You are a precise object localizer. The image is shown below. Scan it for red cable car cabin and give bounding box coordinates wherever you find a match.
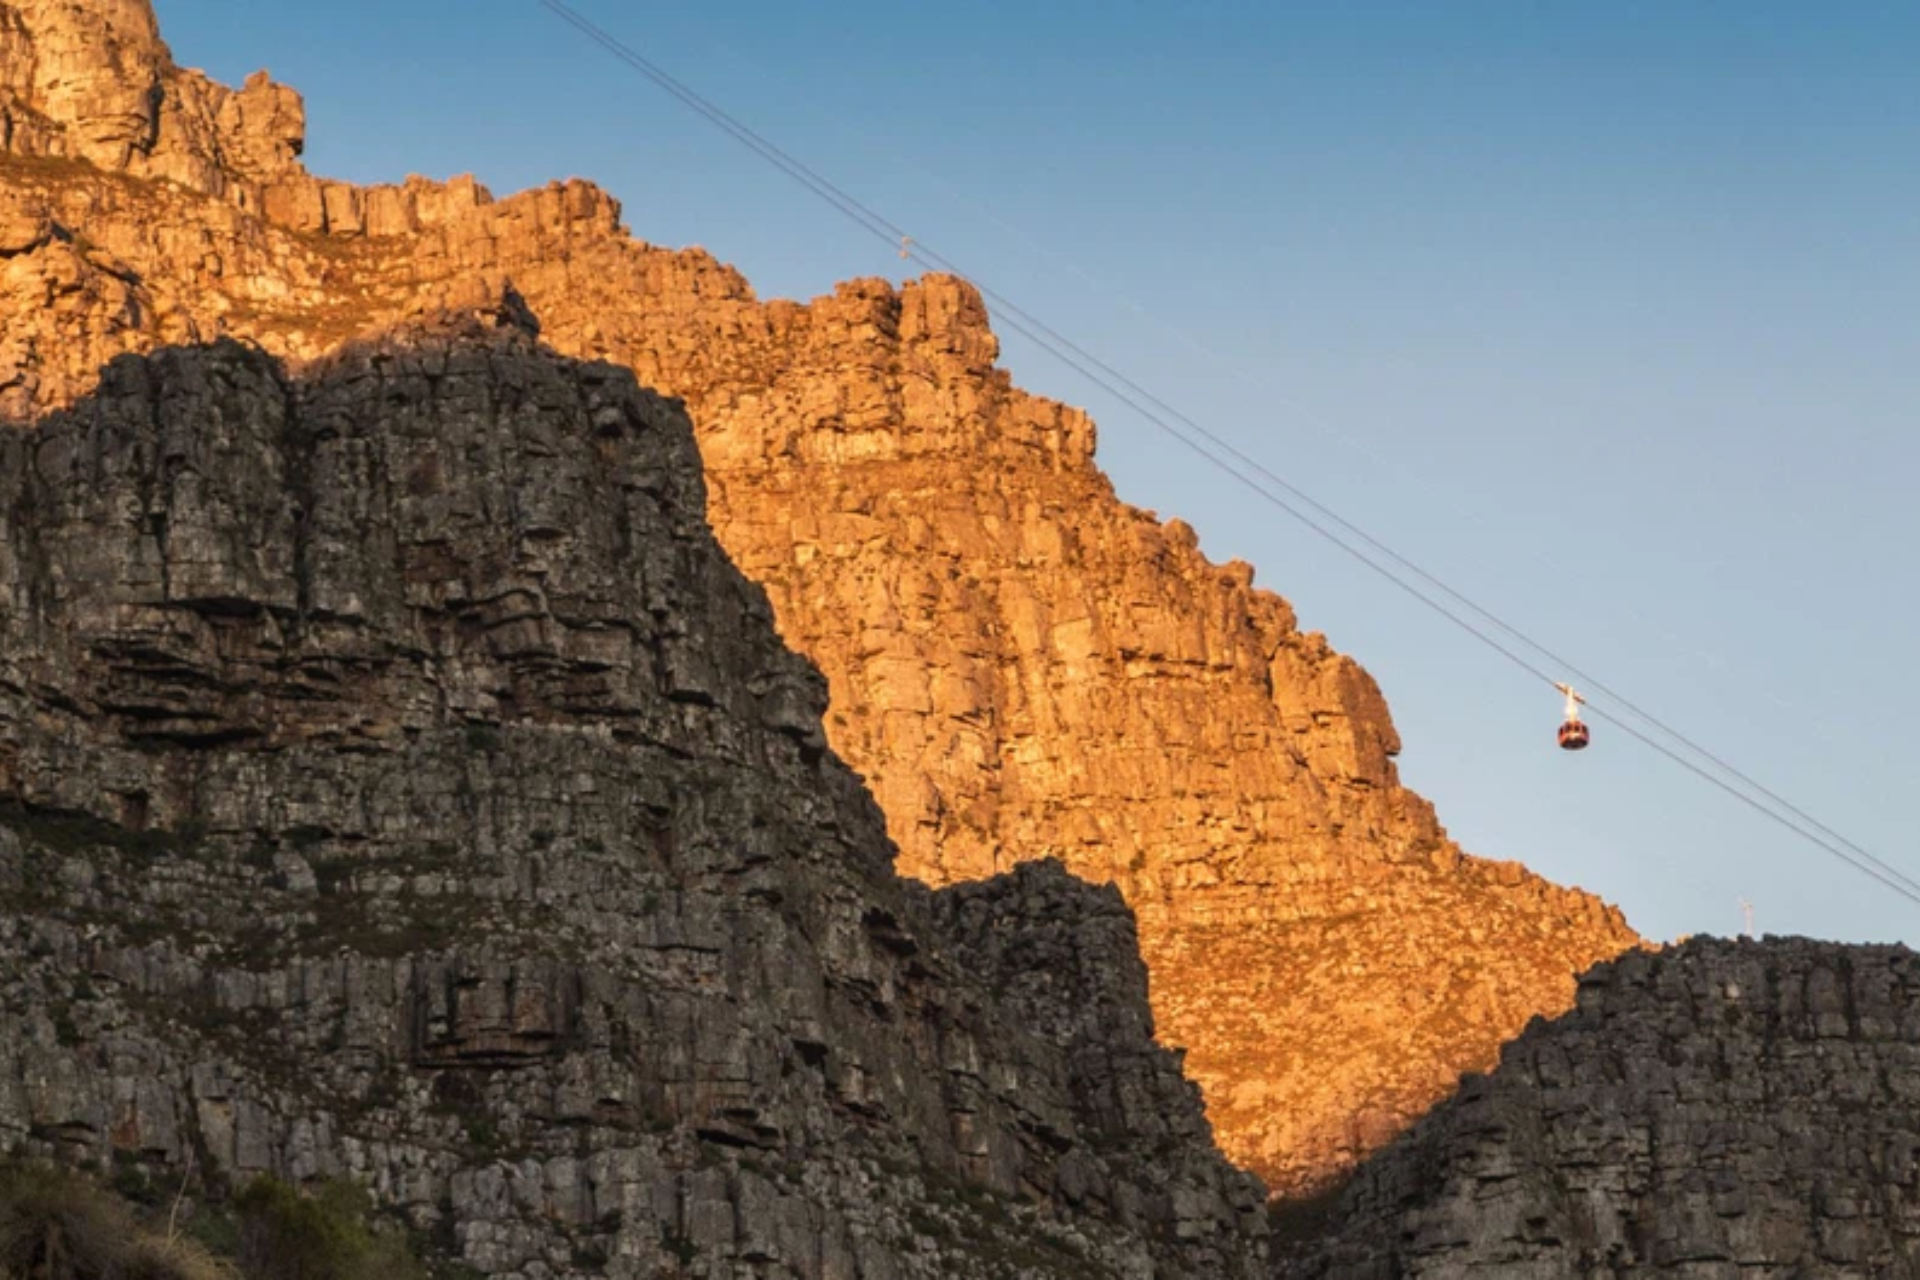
[1554,683,1589,750]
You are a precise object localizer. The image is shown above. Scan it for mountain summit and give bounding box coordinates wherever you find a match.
[0,0,1639,1195]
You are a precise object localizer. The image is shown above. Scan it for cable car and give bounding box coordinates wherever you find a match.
[1555,683,1589,751]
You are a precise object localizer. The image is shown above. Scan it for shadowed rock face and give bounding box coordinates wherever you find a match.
[1279,938,1920,1280]
[0,320,1270,1278]
[0,0,1640,1195]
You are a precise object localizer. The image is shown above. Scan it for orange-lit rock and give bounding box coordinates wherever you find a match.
[0,0,1641,1195]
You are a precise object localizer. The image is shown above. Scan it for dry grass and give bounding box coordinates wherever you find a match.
[0,1165,438,1280]
[0,1163,235,1280]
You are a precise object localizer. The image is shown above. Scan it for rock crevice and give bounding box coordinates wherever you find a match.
[0,0,1641,1195]
[0,322,1270,1277]
[1284,938,1920,1279]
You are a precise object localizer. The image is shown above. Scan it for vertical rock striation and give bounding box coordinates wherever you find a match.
[0,0,1641,1194]
[0,0,303,195]
[1281,938,1920,1279]
[0,317,1270,1276]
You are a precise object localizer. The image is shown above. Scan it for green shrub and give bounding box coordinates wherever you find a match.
[232,1177,428,1280]
[0,1161,233,1280]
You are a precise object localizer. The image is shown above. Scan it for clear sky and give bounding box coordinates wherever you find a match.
[152,1,1920,947]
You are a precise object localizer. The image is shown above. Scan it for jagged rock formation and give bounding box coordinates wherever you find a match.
[0,0,481,226]
[0,319,1270,1277]
[0,0,302,197]
[1281,939,1920,1279]
[0,0,1641,1193]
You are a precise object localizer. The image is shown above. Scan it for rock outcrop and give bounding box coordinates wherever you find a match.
[0,0,489,230]
[0,0,1641,1194]
[0,320,1270,1277]
[1281,938,1920,1279]
[0,0,303,197]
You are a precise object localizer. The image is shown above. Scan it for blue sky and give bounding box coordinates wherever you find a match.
[152,1,1920,946]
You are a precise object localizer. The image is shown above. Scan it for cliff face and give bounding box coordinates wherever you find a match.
[0,0,303,197]
[0,318,1269,1277]
[0,0,1640,1195]
[1283,939,1920,1279]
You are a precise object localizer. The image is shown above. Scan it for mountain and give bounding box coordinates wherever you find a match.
[1280,938,1920,1278]
[0,315,1269,1276]
[0,0,1638,1194]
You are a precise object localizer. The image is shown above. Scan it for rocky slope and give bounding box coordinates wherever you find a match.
[0,0,1641,1193]
[0,316,1269,1277]
[1281,938,1920,1279]
[0,0,304,200]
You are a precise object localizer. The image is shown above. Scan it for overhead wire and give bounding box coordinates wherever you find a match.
[809,104,1833,746]
[548,15,1861,843]
[534,0,1920,913]
[1587,709,1920,908]
[980,289,1920,904]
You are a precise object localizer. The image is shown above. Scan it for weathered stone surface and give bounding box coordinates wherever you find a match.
[0,0,491,229]
[0,324,1268,1277]
[0,0,302,197]
[933,861,1265,1271]
[0,0,1641,1195]
[1281,938,1920,1279]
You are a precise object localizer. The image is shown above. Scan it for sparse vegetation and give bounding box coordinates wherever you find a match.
[0,1161,233,1280]
[460,1117,502,1155]
[0,1162,446,1280]
[0,802,207,862]
[660,1228,699,1264]
[230,1176,430,1280]
[461,724,503,755]
[286,825,331,853]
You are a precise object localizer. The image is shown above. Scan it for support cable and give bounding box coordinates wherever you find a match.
[535,0,1920,912]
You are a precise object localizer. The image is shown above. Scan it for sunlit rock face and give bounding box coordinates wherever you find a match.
[0,0,302,193]
[0,0,1640,1197]
[1281,939,1920,1279]
[0,316,1271,1277]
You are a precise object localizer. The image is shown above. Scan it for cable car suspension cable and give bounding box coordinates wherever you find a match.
[534,0,1920,912]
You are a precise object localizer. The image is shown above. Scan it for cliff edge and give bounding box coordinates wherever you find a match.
[0,0,1641,1194]
[0,316,1269,1276]
[1282,938,1920,1278]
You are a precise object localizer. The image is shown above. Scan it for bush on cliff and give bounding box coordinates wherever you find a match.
[0,1163,437,1280]
[232,1177,428,1280]
[0,1162,231,1280]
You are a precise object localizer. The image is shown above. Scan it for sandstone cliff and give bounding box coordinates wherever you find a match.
[1282,938,1920,1279]
[0,318,1269,1277]
[0,0,1641,1194]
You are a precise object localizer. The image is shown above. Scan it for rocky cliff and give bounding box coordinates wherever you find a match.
[1281,938,1920,1279]
[0,0,1641,1194]
[0,317,1270,1277]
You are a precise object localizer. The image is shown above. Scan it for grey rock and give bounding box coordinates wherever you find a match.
[1280,938,1920,1280]
[0,320,1267,1278]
